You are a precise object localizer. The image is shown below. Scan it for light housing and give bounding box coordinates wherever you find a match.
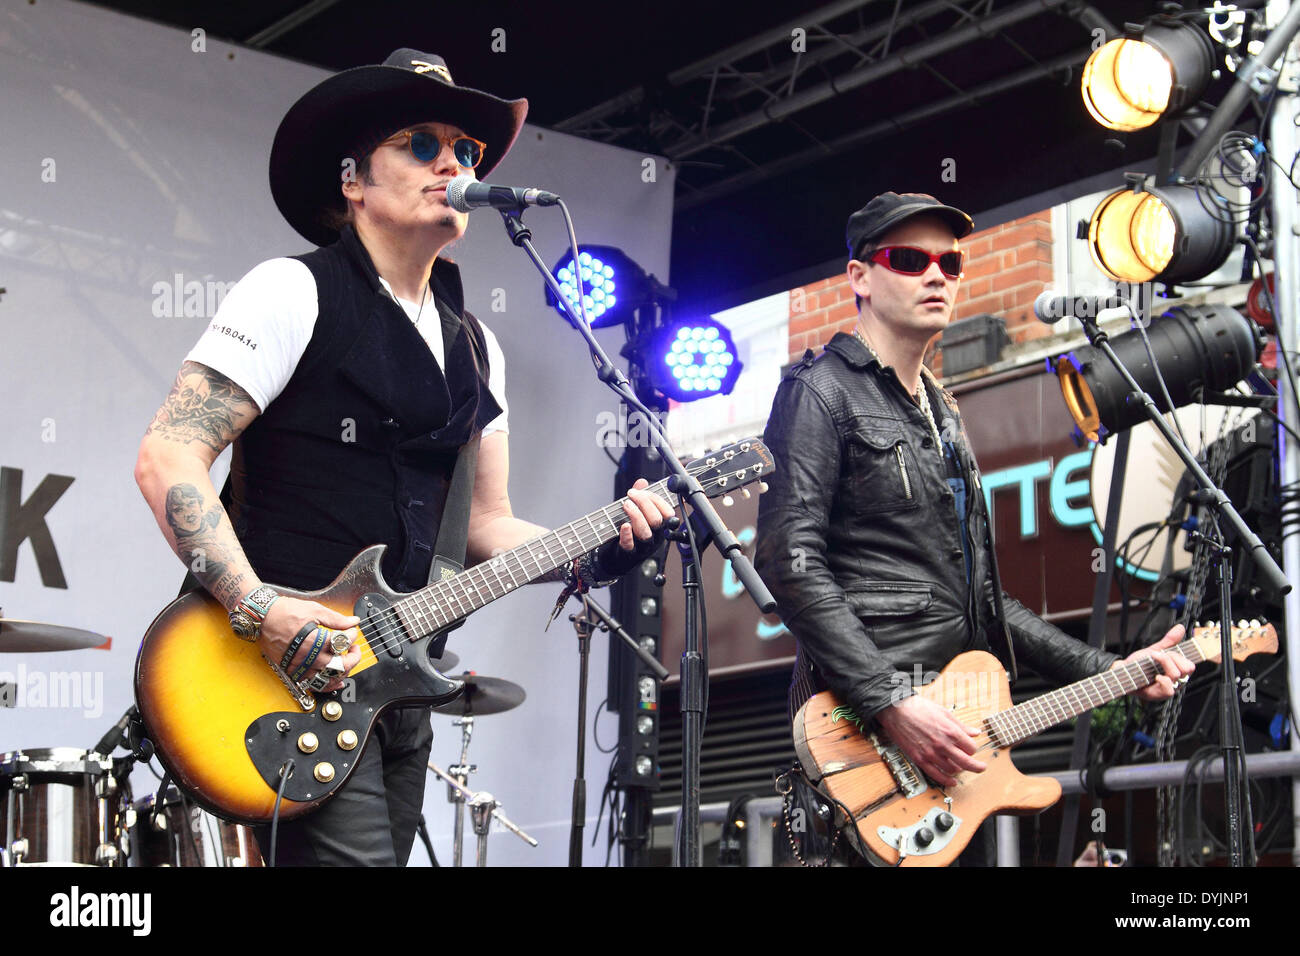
[1082,19,1216,131]
[1053,304,1263,442]
[644,318,743,403]
[546,244,650,328]
[1086,183,1234,284]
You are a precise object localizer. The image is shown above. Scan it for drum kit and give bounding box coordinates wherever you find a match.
[2,615,533,866]
[0,616,264,867]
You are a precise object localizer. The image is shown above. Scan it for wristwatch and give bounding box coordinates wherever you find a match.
[228,585,281,642]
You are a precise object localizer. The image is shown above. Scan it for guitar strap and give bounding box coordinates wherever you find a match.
[427,434,478,586]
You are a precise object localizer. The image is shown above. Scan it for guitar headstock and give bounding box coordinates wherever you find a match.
[1190,619,1278,664]
[685,438,775,506]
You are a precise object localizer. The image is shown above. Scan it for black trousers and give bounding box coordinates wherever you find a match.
[253,707,435,866]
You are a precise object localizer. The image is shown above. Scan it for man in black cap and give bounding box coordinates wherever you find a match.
[754,192,1191,864]
[134,51,672,866]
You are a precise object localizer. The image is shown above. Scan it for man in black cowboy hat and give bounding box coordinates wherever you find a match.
[135,50,672,866]
[754,192,1192,864]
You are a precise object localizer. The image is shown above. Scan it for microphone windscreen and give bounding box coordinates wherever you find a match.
[446,174,476,213]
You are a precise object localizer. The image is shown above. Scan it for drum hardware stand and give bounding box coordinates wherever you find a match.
[428,761,537,866]
[469,793,498,867]
[447,715,476,867]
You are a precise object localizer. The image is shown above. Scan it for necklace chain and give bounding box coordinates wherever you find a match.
[852,326,944,458]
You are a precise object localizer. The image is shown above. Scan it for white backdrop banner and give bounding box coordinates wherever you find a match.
[0,0,675,866]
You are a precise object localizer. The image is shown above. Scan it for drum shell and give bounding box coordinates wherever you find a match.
[128,788,263,868]
[0,748,127,866]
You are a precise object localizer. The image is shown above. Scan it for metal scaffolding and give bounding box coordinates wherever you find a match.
[553,0,1115,202]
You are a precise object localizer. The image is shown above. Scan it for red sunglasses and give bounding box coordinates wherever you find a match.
[863,246,964,279]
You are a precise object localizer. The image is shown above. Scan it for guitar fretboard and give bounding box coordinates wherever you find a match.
[985,637,1209,747]
[389,475,676,639]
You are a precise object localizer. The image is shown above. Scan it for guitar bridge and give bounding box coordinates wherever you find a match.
[263,654,315,712]
[869,732,927,798]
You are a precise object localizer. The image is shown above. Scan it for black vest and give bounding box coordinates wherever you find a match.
[222,226,501,593]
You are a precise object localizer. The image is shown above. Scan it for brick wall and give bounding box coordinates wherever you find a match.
[786,211,1057,371]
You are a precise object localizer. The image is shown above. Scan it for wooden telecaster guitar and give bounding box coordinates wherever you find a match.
[793,621,1277,867]
[135,438,774,825]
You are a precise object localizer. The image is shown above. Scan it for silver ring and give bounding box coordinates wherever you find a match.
[306,670,331,692]
[329,630,353,655]
[323,657,347,677]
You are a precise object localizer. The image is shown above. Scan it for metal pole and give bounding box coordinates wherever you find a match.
[995,816,1021,867]
[1267,0,1300,868]
[1173,0,1300,181]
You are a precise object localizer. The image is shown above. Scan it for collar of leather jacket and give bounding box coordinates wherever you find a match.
[823,330,876,369]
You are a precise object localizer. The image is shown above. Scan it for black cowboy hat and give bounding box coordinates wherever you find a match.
[269,49,528,247]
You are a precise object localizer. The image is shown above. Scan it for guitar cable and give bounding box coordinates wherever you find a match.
[268,759,295,868]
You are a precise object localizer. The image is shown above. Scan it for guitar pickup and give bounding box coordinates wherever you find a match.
[356,593,406,659]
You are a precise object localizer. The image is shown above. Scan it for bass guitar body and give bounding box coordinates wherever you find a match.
[793,621,1275,866]
[793,651,1058,867]
[135,545,460,825]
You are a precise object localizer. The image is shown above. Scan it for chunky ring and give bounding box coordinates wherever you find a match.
[323,656,347,677]
[229,610,260,642]
[329,630,354,655]
[306,669,332,692]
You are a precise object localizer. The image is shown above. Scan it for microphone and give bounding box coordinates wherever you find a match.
[1034,290,1131,324]
[446,175,560,213]
[92,705,139,756]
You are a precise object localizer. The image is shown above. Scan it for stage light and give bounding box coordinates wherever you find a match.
[1086,183,1234,284]
[1082,19,1216,131]
[1053,305,1263,442]
[645,319,742,402]
[546,244,655,328]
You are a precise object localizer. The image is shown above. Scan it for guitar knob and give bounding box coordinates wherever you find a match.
[298,732,319,754]
[935,812,954,832]
[337,730,358,751]
[914,827,935,847]
[313,762,335,783]
[322,701,343,722]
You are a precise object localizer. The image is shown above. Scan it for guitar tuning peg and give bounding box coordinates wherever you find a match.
[1237,619,1248,630]
[1249,618,1260,628]
[759,481,769,493]
[722,495,734,507]
[741,488,751,500]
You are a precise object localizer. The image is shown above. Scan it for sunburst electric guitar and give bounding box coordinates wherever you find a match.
[136,438,774,825]
[793,620,1277,866]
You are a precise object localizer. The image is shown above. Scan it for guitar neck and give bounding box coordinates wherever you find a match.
[986,637,1209,747]
[390,476,675,636]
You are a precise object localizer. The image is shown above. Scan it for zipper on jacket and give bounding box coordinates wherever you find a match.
[894,445,912,499]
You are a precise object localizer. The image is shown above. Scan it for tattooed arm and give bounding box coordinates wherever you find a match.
[134,361,263,610]
[135,361,362,687]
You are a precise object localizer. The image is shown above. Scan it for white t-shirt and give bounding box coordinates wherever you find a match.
[185,257,509,434]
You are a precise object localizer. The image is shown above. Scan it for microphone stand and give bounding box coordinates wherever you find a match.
[1074,308,1289,866]
[495,205,776,866]
[568,596,594,867]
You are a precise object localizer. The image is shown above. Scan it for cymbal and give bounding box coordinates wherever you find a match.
[431,674,526,717]
[430,649,460,672]
[0,619,108,653]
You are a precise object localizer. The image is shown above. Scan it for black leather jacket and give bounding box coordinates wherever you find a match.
[754,332,1117,726]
